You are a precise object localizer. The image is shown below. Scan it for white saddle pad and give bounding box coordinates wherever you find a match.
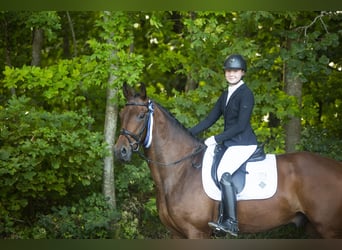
[202,154,278,201]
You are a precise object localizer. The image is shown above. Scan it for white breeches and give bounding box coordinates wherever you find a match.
[204,144,257,181]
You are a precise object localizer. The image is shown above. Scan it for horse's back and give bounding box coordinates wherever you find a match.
[277,151,342,179]
[277,151,342,198]
[277,151,342,238]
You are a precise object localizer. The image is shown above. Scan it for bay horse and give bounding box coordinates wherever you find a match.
[114,83,342,239]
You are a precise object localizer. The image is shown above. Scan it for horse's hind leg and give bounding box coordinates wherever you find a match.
[291,213,320,238]
[304,223,322,238]
[304,206,342,238]
[303,193,342,238]
[317,222,342,239]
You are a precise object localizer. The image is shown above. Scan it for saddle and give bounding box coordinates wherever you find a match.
[211,144,266,194]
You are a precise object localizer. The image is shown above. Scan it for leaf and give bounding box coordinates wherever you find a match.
[22,171,37,181]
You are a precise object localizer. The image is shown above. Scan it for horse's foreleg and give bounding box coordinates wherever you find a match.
[169,230,210,239]
[186,230,212,239]
[170,233,186,239]
[170,225,212,239]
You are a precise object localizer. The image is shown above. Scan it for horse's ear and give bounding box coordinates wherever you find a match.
[123,82,134,100]
[139,82,147,100]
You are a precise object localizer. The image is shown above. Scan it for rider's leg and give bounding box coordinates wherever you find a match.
[208,172,239,236]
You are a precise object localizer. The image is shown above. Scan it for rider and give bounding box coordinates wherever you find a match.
[189,54,258,237]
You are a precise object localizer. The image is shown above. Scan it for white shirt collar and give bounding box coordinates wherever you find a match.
[228,80,244,92]
[226,80,244,105]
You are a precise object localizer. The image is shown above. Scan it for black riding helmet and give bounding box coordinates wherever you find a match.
[223,54,247,72]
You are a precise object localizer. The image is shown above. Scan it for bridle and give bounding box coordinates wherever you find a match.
[119,100,206,167]
[120,101,152,153]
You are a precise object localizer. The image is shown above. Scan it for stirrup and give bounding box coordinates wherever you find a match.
[208,221,227,237]
[208,220,239,237]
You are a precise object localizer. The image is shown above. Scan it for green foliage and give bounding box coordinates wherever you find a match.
[26,11,61,41]
[140,197,170,239]
[114,197,144,239]
[299,126,342,161]
[3,57,97,111]
[87,11,145,104]
[0,11,341,239]
[0,96,106,237]
[114,196,168,239]
[115,161,154,201]
[216,224,308,239]
[33,193,119,239]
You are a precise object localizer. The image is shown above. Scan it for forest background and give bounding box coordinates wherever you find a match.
[0,11,341,239]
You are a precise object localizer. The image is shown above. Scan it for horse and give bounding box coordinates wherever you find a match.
[114,83,342,239]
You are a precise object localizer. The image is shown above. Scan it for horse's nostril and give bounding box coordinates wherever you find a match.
[121,146,127,156]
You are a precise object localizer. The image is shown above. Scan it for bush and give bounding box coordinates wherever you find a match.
[115,196,169,239]
[299,126,342,161]
[0,96,106,237]
[35,193,119,239]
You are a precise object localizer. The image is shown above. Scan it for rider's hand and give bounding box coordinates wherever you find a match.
[204,136,217,146]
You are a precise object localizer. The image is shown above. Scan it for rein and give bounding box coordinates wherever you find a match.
[138,143,205,167]
[120,100,206,167]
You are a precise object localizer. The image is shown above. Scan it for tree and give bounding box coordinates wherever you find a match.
[280,11,340,152]
[27,12,61,66]
[87,11,144,208]
[102,12,119,209]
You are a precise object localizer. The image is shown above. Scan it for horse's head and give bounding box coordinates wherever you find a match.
[114,83,150,162]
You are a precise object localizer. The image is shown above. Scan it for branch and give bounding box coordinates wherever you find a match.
[66,11,77,57]
[296,11,332,36]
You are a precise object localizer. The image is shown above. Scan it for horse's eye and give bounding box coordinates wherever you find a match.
[138,112,145,120]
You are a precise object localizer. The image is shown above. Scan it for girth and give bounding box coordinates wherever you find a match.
[211,144,266,194]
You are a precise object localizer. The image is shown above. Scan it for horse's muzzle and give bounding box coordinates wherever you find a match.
[114,144,132,162]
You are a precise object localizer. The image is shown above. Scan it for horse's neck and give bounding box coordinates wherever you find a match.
[145,106,199,182]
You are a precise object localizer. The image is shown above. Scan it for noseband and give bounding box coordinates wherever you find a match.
[120,100,154,152]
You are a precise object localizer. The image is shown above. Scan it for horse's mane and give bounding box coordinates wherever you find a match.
[153,101,201,143]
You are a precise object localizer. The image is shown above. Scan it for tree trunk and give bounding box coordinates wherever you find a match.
[284,63,302,153]
[62,31,71,59]
[102,11,118,209]
[3,14,15,96]
[103,79,118,209]
[31,28,43,66]
[185,76,197,92]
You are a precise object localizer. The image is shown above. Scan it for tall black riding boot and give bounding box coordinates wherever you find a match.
[208,172,239,237]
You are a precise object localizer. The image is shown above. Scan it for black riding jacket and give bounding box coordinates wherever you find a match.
[189,83,258,147]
